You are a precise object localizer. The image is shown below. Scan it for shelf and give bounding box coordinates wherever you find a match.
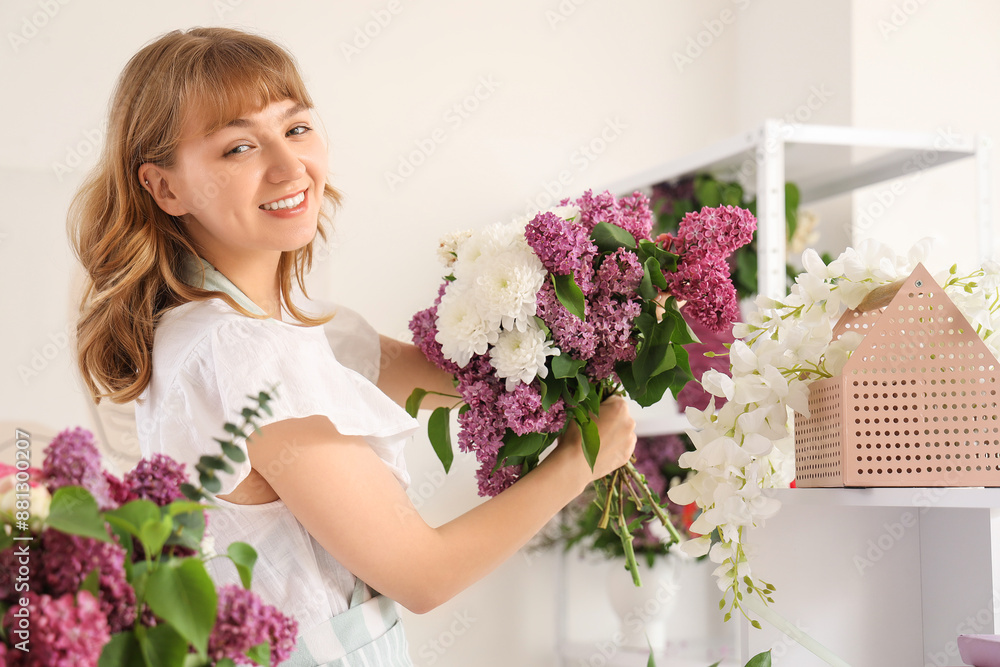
[766,485,1000,509]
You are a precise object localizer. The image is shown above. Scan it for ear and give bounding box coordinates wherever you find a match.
[138,164,189,217]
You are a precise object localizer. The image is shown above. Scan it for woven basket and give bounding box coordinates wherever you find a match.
[794,263,1000,487]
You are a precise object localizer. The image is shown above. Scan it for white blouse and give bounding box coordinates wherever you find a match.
[134,295,418,633]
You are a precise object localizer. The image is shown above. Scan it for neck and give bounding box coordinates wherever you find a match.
[208,251,284,320]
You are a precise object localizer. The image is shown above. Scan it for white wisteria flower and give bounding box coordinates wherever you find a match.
[489,325,560,391]
[437,230,473,268]
[667,237,1000,625]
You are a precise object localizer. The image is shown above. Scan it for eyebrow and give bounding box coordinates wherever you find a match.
[207,102,309,137]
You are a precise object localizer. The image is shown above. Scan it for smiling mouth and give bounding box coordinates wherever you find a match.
[260,190,306,211]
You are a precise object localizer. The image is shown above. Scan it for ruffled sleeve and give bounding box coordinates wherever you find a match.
[206,317,418,494]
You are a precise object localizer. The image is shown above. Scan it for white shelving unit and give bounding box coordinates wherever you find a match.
[555,120,994,667]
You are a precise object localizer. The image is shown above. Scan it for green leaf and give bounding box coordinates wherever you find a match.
[98,631,145,667]
[81,568,100,597]
[228,542,258,590]
[47,486,111,543]
[590,221,637,252]
[220,442,247,463]
[694,178,722,207]
[223,422,246,437]
[141,622,190,667]
[216,660,237,667]
[180,483,204,502]
[165,506,206,552]
[105,500,160,540]
[247,641,271,666]
[551,354,587,379]
[579,416,600,472]
[746,650,772,667]
[0,529,12,551]
[722,182,744,207]
[199,471,222,494]
[405,388,429,418]
[139,517,173,556]
[553,273,586,321]
[198,455,233,474]
[428,407,454,473]
[639,266,656,301]
[542,376,566,410]
[644,256,668,289]
[146,559,218,658]
[497,431,550,462]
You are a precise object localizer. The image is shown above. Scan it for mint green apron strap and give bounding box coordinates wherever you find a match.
[282,577,412,666]
[179,254,268,316]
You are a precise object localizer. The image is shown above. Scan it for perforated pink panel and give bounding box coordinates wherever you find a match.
[795,264,1000,487]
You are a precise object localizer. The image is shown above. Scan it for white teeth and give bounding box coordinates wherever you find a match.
[261,191,306,211]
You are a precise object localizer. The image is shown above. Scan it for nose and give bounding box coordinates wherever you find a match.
[265,139,306,183]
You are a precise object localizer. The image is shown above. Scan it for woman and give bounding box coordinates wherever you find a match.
[70,27,636,665]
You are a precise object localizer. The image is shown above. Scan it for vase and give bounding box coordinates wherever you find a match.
[604,554,682,653]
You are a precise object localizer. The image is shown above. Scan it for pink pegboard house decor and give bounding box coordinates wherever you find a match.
[795,263,1000,487]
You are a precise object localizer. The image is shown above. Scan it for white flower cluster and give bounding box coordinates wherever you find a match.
[435,217,560,390]
[666,237,1000,615]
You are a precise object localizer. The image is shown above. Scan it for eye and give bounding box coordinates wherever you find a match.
[225,144,252,157]
[288,125,312,137]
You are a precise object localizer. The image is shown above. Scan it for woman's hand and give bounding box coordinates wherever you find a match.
[547,396,637,489]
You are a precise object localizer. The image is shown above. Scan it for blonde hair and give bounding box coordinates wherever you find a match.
[69,27,339,405]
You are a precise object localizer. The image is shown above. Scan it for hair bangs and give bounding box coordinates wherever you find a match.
[180,34,314,138]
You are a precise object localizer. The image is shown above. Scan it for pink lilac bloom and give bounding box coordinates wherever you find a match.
[665,256,740,333]
[103,470,133,506]
[125,454,188,507]
[42,427,114,510]
[534,282,598,360]
[207,585,298,666]
[615,191,654,242]
[676,205,756,260]
[3,592,109,667]
[586,292,642,381]
[37,530,136,634]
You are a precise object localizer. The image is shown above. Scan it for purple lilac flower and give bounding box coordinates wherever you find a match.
[37,530,136,634]
[524,211,597,277]
[3,592,109,667]
[475,463,521,497]
[207,585,298,666]
[586,293,641,381]
[495,382,567,437]
[534,282,598,360]
[42,427,114,510]
[103,470,133,506]
[615,191,654,242]
[677,205,756,260]
[595,248,644,296]
[125,454,188,507]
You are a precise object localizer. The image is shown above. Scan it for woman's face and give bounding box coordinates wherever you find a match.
[154,97,328,269]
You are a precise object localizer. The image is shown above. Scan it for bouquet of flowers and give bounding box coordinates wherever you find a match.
[407,189,755,585]
[0,391,296,667]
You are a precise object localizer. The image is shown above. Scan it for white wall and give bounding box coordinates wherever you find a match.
[3,1,999,665]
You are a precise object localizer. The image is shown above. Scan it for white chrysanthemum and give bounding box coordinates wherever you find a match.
[472,248,547,332]
[488,325,559,391]
[435,287,497,367]
[437,230,473,268]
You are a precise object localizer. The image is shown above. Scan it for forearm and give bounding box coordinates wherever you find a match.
[402,444,592,611]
